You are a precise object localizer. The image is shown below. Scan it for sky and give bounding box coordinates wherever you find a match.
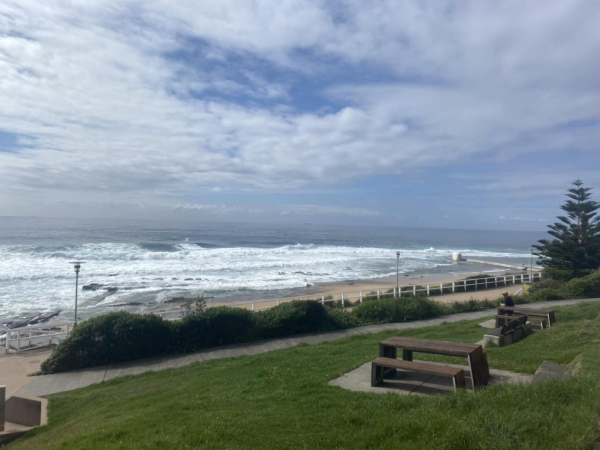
[0,1,599,231]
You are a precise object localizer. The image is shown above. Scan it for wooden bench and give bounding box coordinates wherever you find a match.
[485,315,528,346]
[498,306,555,328]
[371,357,466,392]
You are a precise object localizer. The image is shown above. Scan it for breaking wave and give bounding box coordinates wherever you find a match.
[0,242,530,317]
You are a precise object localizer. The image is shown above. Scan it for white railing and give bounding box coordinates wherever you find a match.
[2,322,74,354]
[227,272,542,312]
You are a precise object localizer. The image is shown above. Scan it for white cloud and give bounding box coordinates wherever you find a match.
[0,0,598,217]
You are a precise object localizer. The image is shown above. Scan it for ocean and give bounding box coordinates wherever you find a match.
[0,216,545,320]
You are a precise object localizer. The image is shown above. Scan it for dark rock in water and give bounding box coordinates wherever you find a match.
[81,290,117,306]
[28,310,61,324]
[195,278,202,280]
[1,310,61,328]
[154,278,164,281]
[184,278,193,281]
[2,315,36,329]
[105,287,118,293]
[82,283,103,291]
[108,273,119,277]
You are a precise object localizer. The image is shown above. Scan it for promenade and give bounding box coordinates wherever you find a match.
[7,297,599,399]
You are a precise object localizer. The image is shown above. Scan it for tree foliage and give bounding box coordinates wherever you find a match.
[533,180,600,278]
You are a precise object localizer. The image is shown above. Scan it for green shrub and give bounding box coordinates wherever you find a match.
[445,298,499,314]
[176,307,257,352]
[352,297,445,324]
[324,307,360,329]
[562,270,600,298]
[541,267,581,281]
[41,312,176,374]
[255,301,328,338]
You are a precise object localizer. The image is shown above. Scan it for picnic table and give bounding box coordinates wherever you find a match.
[379,337,489,387]
[497,306,555,328]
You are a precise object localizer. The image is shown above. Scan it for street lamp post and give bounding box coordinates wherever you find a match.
[396,251,400,297]
[69,261,86,326]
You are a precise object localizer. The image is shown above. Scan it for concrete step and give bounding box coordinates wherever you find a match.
[533,361,569,382]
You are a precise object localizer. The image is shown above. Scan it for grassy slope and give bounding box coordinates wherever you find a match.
[9,303,600,450]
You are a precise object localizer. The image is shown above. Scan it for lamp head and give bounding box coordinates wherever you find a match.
[69,261,86,272]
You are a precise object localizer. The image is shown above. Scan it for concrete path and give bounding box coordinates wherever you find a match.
[0,348,52,397]
[11,298,600,399]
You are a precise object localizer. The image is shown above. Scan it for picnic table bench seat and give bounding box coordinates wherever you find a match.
[371,357,466,392]
[485,314,528,346]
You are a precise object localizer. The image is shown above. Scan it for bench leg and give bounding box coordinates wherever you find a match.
[481,353,489,385]
[453,371,466,392]
[402,349,413,361]
[380,344,397,359]
[371,364,383,387]
[379,345,397,377]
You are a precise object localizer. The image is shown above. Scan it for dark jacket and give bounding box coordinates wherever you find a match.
[503,295,515,307]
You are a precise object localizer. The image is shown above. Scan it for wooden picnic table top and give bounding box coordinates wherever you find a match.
[379,336,482,357]
[499,306,554,314]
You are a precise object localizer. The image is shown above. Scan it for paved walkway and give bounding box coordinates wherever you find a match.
[0,347,51,396]
[11,298,600,399]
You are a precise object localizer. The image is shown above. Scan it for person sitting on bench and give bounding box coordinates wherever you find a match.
[501,292,515,315]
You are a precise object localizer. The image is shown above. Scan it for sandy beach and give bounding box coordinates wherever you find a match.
[159,267,532,313]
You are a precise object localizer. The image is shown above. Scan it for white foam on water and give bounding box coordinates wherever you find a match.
[0,243,531,317]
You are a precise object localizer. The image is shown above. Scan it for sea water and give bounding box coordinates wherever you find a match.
[0,216,544,319]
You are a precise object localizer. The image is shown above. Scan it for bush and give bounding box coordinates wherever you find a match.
[255,301,328,338]
[352,297,445,324]
[41,312,176,374]
[541,267,578,281]
[445,298,499,314]
[518,270,600,303]
[42,302,360,373]
[176,307,257,352]
[562,270,600,299]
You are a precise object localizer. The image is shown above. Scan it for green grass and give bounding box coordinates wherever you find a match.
[8,302,600,450]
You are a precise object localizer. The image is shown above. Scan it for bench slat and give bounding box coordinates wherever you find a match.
[372,357,464,377]
[379,337,479,357]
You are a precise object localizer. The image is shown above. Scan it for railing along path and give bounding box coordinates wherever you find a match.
[1,322,74,354]
[236,272,542,311]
